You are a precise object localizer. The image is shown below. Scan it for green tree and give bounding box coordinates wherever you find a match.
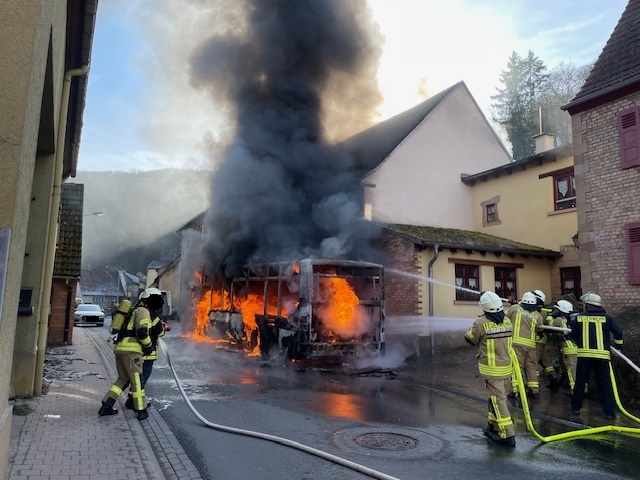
[491,50,548,160]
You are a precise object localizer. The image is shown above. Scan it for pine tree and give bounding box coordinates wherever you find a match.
[491,51,548,160]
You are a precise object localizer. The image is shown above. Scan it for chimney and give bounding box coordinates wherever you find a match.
[533,106,555,153]
[533,132,556,154]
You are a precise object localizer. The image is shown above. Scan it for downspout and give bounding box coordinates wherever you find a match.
[63,278,72,344]
[34,65,89,395]
[427,244,440,357]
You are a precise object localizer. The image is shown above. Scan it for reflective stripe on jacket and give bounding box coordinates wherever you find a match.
[114,306,152,354]
[465,315,513,378]
[571,312,623,360]
[506,305,538,348]
[142,316,166,361]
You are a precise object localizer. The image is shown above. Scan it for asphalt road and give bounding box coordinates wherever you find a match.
[93,319,640,480]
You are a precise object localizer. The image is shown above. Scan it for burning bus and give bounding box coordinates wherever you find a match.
[194,259,385,362]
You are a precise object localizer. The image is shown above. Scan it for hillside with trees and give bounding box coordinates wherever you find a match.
[71,169,210,273]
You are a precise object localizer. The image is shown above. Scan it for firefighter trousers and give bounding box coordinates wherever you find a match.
[484,376,515,439]
[571,358,615,417]
[512,344,540,394]
[102,352,146,411]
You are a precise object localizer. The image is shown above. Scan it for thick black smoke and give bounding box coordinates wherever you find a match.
[190,0,384,280]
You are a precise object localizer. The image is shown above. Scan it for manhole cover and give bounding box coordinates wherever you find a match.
[354,432,419,451]
[333,426,444,459]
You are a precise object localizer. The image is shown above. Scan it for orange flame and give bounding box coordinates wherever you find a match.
[317,278,371,339]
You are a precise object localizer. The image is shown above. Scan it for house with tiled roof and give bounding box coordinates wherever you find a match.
[343,81,513,229]
[172,82,582,350]
[562,0,640,313]
[48,183,85,345]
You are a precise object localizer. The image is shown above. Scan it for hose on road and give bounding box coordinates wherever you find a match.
[158,338,401,480]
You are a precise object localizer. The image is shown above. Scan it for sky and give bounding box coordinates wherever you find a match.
[77,0,629,172]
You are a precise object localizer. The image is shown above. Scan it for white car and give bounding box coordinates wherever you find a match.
[74,304,105,327]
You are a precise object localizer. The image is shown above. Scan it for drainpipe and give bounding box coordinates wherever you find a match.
[34,66,89,395]
[427,244,440,357]
[63,278,72,344]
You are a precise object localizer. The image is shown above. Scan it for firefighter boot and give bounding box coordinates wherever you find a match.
[489,432,516,447]
[98,397,118,416]
[125,395,134,410]
[482,423,495,437]
[137,408,149,421]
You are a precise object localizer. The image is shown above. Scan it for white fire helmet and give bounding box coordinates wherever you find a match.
[479,291,504,313]
[520,292,537,305]
[555,299,573,314]
[140,287,162,300]
[533,289,546,303]
[580,292,602,306]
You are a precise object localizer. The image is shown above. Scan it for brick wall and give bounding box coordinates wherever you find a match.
[573,91,640,313]
[376,231,419,316]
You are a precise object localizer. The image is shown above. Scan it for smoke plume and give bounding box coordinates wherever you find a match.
[190,0,385,279]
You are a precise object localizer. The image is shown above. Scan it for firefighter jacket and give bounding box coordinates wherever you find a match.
[570,305,623,360]
[114,306,152,355]
[506,304,541,349]
[545,314,577,355]
[465,315,513,378]
[142,315,166,361]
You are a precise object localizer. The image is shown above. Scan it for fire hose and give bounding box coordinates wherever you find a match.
[514,325,640,442]
[157,338,401,480]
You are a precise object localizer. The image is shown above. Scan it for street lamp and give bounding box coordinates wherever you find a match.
[572,232,579,248]
[83,211,105,217]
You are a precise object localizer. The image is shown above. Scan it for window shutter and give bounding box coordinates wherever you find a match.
[626,222,640,284]
[619,107,640,169]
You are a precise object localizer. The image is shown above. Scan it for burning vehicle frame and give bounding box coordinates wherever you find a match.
[197,258,386,362]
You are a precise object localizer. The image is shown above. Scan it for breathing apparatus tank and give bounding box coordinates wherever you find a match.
[110,299,132,334]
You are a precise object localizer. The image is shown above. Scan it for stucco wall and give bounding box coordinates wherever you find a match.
[572,92,640,312]
[0,0,68,474]
[364,85,511,229]
[471,153,577,251]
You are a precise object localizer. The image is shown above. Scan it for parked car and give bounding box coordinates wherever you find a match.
[74,303,105,327]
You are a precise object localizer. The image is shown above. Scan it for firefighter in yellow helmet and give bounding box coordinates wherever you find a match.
[506,292,544,399]
[98,288,159,420]
[465,291,515,446]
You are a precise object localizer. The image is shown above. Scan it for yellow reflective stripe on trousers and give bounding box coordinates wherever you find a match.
[479,364,512,376]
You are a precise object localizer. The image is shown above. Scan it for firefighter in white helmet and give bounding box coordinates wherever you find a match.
[506,292,544,399]
[531,290,554,388]
[570,292,623,419]
[98,288,158,421]
[124,287,170,410]
[465,291,516,446]
[540,299,577,392]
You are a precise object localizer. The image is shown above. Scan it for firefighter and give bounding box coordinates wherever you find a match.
[124,300,170,409]
[506,292,543,399]
[465,291,516,447]
[98,288,159,421]
[570,292,623,420]
[540,300,577,392]
[532,290,554,388]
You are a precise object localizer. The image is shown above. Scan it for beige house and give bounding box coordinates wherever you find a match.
[0,1,97,473]
[344,81,513,228]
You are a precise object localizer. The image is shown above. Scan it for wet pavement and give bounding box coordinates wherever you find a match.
[137,324,640,480]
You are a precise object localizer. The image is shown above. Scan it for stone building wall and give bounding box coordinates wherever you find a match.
[572,91,640,313]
